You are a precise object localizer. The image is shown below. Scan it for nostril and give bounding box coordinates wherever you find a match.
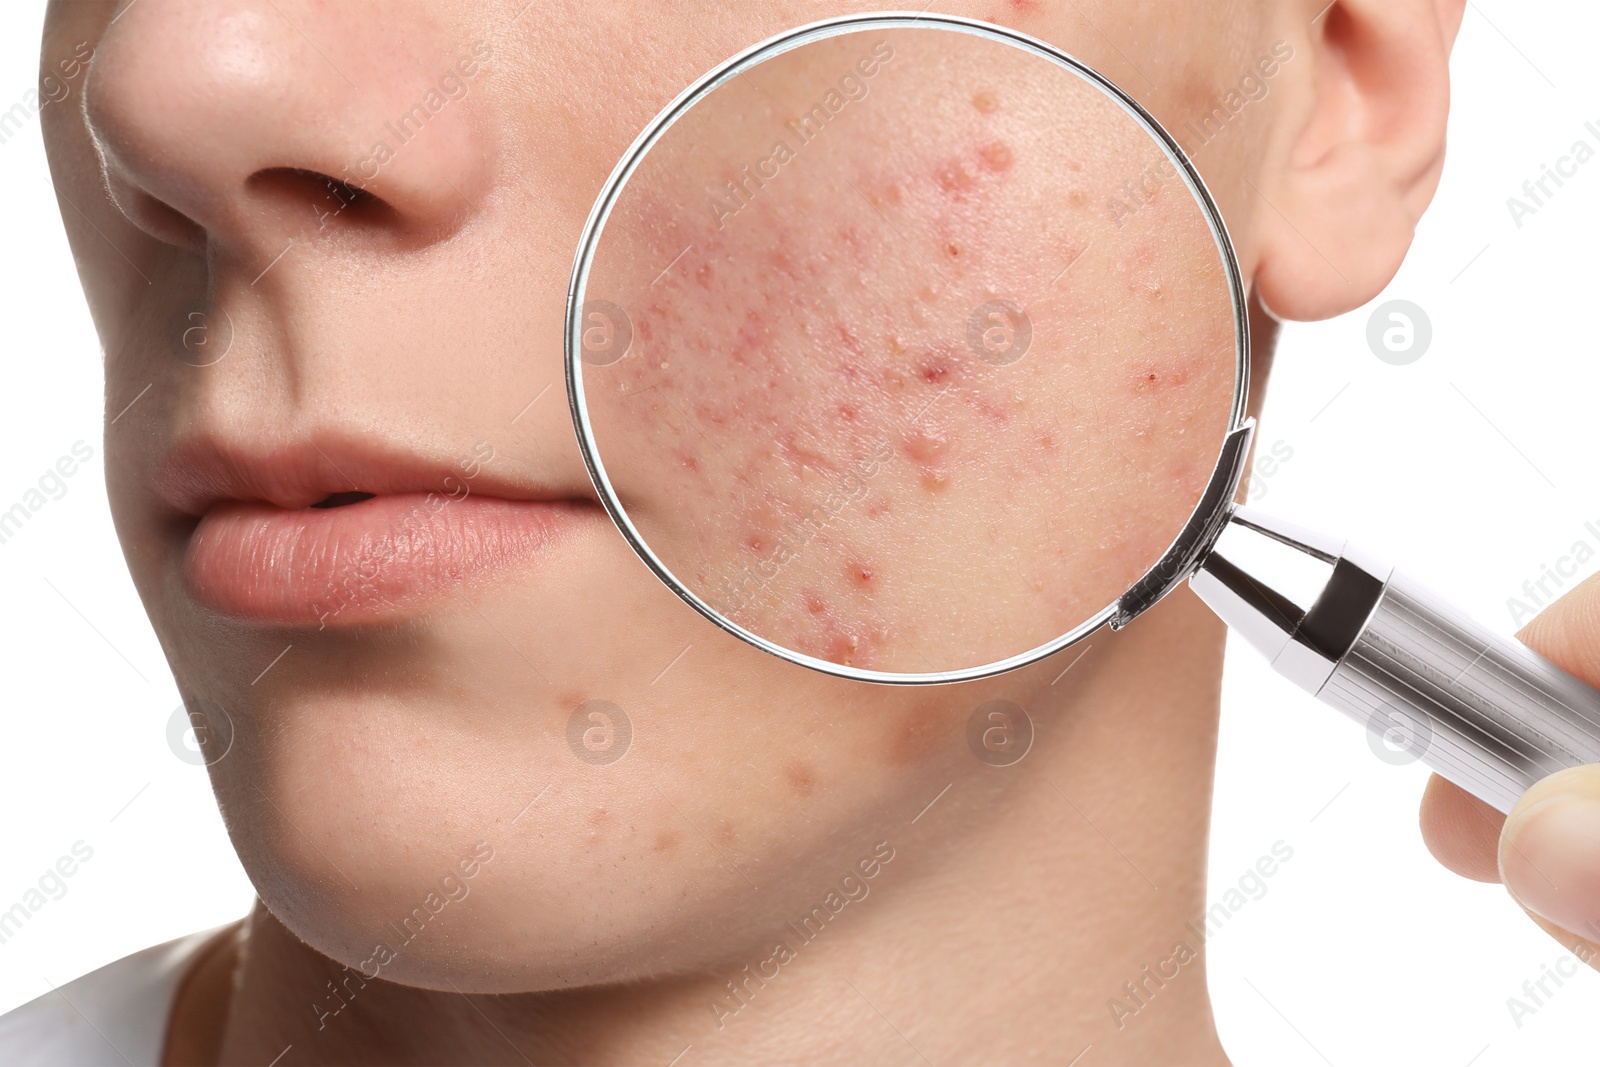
[107,168,405,252]
[101,165,209,249]
[122,189,209,251]
[247,167,399,234]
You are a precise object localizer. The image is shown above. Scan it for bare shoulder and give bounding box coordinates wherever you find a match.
[0,922,244,1067]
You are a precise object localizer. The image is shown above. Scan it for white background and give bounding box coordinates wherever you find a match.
[1,2,1596,1064]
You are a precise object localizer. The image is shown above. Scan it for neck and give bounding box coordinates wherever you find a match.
[199,590,1229,1066]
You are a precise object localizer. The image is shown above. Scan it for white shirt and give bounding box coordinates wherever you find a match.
[0,925,232,1066]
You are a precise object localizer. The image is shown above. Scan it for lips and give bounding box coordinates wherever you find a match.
[161,435,599,626]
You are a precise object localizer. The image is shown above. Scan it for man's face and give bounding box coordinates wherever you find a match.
[42,0,1290,990]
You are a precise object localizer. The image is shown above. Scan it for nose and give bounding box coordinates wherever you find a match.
[83,0,492,259]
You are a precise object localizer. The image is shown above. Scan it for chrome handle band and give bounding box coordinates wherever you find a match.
[1319,572,1600,814]
[1191,507,1600,814]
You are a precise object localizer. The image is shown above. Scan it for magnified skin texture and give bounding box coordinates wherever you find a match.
[584,29,1236,672]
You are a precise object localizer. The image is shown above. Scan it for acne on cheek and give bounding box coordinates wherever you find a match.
[610,164,996,661]
[616,143,1018,384]
[589,83,1229,667]
[902,425,952,493]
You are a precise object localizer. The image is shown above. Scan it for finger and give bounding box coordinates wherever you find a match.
[1500,764,1600,944]
[1418,574,1600,892]
[1418,773,1503,883]
[1514,570,1600,690]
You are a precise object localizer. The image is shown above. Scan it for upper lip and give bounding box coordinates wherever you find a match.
[155,432,586,516]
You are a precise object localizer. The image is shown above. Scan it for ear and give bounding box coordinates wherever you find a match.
[1253,0,1467,322]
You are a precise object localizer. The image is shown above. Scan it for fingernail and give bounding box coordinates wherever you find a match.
[1502,791,1600,940]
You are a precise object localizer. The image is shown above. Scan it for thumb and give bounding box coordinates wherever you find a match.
[1497,571,1600,942]
[1501,764,1600,943]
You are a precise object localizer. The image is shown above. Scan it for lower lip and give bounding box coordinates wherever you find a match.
[184,494,594,625]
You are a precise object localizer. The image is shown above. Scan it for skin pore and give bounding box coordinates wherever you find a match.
[39,0,1464,1063]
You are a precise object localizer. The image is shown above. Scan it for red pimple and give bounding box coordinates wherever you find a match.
[904,427,949,466]
[805,624,879,670]
[944,241,962,259]
[1133,363,1193,394]
[936,161,976,197]
[847,561,876,589]
[870,181,903,207]
[802,591,828,615]
[978,141,1013,173]
[693,401,732,429]
[784,762,818,798]
[974,396,1011,426]
[973,90,999,114]
[736,310,769,353]
[837,403,858,422]
[824,633,862,667]
[885,702,948,767]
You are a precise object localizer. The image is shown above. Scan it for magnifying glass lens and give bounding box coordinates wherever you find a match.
[571,20,1244,679]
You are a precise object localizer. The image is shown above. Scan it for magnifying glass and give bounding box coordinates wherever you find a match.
[565,12,1600,815]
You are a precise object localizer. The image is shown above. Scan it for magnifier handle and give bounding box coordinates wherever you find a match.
[1191,507,1600,814]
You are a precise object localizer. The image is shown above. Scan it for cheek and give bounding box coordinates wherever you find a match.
[586,142,1031,667]
[581,51,1236,672]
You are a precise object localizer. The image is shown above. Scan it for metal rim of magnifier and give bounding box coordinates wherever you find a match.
[565,11,1252,685]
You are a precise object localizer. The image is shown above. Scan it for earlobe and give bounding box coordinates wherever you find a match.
[1253,0,1467,322]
